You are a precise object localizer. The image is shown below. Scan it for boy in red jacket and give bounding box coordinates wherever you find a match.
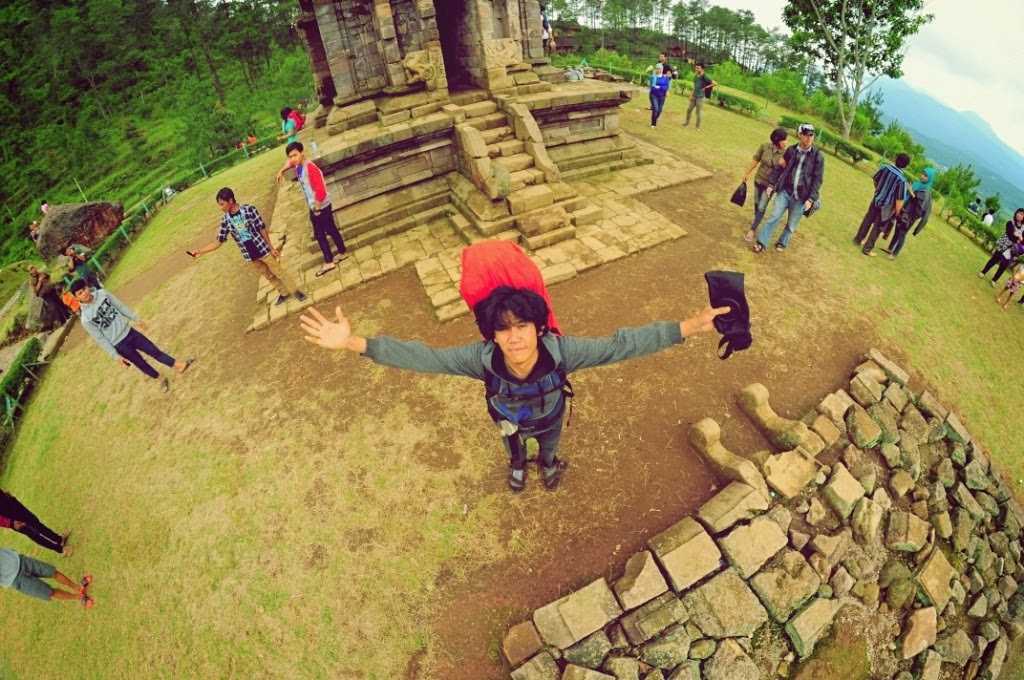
[275,142,348,277]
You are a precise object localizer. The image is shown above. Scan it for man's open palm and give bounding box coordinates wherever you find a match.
[300,306,352,350]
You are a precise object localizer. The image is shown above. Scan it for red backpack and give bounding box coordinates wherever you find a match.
[459,240,562,336]
[287,110,306,132]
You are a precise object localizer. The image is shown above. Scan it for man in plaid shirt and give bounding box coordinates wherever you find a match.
[191,187,306,306]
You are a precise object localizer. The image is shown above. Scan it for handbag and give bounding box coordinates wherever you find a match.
[730,182,747,207]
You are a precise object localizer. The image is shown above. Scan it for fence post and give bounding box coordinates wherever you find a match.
[118,225,130,245]
[199,163,208,178]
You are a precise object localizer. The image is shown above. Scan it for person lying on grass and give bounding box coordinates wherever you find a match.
[0,547,93,608]
[300,286,728,492]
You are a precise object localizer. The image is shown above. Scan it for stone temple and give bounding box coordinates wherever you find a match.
[252,0,709,328]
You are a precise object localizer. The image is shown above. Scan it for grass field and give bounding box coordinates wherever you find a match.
[0,81,1021,679]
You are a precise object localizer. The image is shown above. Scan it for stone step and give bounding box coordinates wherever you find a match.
[461,100,498,118]
[523,225,576,251]
[337,204,450,252]
[561,156,652,183]
[487,139,525,158]
[493,153,534,173]
[481,125,516,145]
[557,149,625,172]
[571,204,604,226]
[450,90,488,107]
[465,111,509,132]
[507,185,554,215]
[509,168,544,192]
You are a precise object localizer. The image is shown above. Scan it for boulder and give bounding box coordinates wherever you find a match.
[902,607,937,659]
[866,348,910,385]
[918,650,942,680]
[601,657,639,680]
[648,518,721,592]
[851,497,884,544]
[935,628,973,665]
[846,403,882,448]
[564,630,613,669]
[918,390,949,420]
[37,201,124,259]
[945,412,971,445]
[952,484,985,522]
[682,569,768,639]
[638,623,690,670]
[980,634,1007,679]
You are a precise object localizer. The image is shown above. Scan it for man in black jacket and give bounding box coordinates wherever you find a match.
[752,123,825,253]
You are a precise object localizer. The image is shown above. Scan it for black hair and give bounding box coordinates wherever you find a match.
[539,4,545,10]
[70,279,88,294]
[895,153,911,169]
[695,62,705,68]
[769,127,788,145]
[285,141,304,155]
[216,187,236,203]
[280,107,293,120]
[474,286,549,341]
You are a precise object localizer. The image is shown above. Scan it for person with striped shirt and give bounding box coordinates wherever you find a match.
[855,153,911,257]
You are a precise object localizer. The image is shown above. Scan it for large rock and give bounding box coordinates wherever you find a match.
[504,620,544,666]
[682,569,768,639]
[749,550,821,622]
[701,638,759,680]
[980,634,1007,679]
[918,650,942,680]
[564,630,613,669]
[901,606,936,659]
[851,497,884,544]
[785,597,843,658]
[846,403,882,448]
[601,657,639,680]
[817,390,855,429]
[935,628,973,665]
[37,201,124,259]
[648,518,722,592]
[696,481,768,534]
[918,390,949,420]
[886,511,930,552]
[638,623,691,669]
[866,348,910,385]
[717,516,787,578]
[945,412,971,445]
[952,484,985,522]
[915,549,956,612]
[809,528,851,568]
[511,651,560,680]
[762,448,818,499]
[963,458,990,491]
[619,592,688,645]
[534,579,623,648]
[822,463,865,520]
[849,371,884,406]
[613,550,669,611]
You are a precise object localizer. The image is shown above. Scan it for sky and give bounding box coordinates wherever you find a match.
[708,0,1024,155]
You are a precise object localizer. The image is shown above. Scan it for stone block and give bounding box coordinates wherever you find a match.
[613,550,669,611]
[918,390,949,420]
[533,579,622,649]
[562,666,614,680]
[748,550,821,623]
[810,414,841,446]
[884,383,909,412]
[953,484,985,521]
[601,657,639,680]
[564,630,613,670]
[507,185,554,214]
[785,597,843,658]
[851,497,884,544]
[517,206,571,236]
[817,390,854,429]
[648,517,722,592]
[504,620,543,666]
[619,592,688,645]
[849,372,884,406]
[901,607,936,659]
[701,638,759,680]
[688,418,770,503]
[510,651,560,680]
[916,549,956,612]
[808,528,851,568]
[717,516,787,578]
[866,347,910,385]
[946,412,971,445]
[697,481,769,534]
[638,623,691,670]
[886,511,930,552]
[822,463,865,520]
[846,403,882,448]
[682,569,768,639]
[762,448,818,499]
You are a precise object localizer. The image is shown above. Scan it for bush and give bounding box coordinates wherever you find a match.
[714,91,760,117]
[776,116,871,164]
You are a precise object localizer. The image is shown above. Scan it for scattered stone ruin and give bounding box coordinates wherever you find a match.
[503,349,1022,679]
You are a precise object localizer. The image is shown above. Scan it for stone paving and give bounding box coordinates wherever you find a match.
[250,136,710,331]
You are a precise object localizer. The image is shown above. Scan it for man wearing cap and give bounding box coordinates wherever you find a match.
[854,152,910,257]
[753,123,825,253]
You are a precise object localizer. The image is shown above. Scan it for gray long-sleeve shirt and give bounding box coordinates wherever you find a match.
[365,322,684,426]
[79,289,140,358]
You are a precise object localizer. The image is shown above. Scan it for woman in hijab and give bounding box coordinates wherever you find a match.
[979,207,1024,284]
[886,166,934,260]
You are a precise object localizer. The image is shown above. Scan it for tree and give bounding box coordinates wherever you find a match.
[933,163,981,202]
[984,194,1002,216]
[782,0,932,139]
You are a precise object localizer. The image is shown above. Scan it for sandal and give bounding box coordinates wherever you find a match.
[332,253,350,263]
[81,594,94,609]
[315,265,337,277]
[751,243,765,253]
[775,244,785,253]
[159,378,169,393]
[743,232,754,242]
[179,357,196,374]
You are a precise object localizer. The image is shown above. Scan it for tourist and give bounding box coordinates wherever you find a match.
[656,53,676,79]
[28,221,40,243]
[752,123,825,253]
[277,107,300,144]
[996,265,1024,309]
[40,200,51,215]
[540,5,551,53]
[299,287,729,492]
[72,279,195,392]
[190,188,308,307]
[247,133,257,145]
[0,547,93,608]
[983,209,995,226]
[855,153,911,257]
[886,167,935,260]
[967,197,982,215]
[275,142,348,277]
[0,489,72,556]
[648,64,670,129]
[59,284,80,316]
[27,266,70,326]
[742,128,788,242]
[65,244,103,290]
[682,63,716,131]
[979,208,1024,285]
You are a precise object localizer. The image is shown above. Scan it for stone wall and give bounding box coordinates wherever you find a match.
[503,349,1020,680]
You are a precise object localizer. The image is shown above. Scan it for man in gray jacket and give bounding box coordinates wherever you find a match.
[300,287,727,492]
[72,279,194,392]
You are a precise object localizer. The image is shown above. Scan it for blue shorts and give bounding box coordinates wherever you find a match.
[12,554,56,601]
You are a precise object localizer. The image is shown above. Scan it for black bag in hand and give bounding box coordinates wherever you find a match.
[704,270,752,359]
[730,182,747,207]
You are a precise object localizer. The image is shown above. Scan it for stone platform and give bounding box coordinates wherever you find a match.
[249,136,709,331]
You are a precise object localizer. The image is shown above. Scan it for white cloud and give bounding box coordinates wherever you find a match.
[704,0,1024,153]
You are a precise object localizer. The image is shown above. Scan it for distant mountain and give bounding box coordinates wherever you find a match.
[871,77,1024,211]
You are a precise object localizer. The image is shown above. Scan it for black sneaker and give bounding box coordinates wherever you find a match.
[507,468,525,493]
[274,294,290,306]
[542,459,568,491]
[295,291,308,303]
